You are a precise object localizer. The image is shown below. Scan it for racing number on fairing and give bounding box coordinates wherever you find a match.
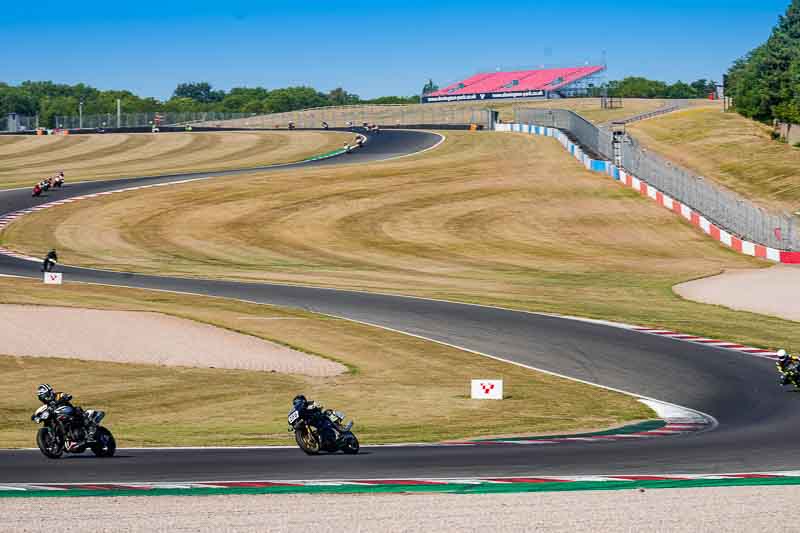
[288,410,299,424]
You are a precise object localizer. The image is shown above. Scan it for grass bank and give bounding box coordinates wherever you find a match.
[628,104,800,214]
[0,130,352,190]
[5,130,800,353]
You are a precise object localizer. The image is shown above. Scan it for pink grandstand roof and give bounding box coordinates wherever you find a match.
[429,66,604,96]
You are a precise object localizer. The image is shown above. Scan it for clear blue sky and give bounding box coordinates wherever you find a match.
[1,0,791,99]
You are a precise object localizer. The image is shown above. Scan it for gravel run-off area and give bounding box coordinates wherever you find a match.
[1,486,798,532]
[674,265,800,324]
[0,304,345,376]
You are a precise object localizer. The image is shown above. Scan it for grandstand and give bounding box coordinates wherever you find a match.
[422,66,605,103]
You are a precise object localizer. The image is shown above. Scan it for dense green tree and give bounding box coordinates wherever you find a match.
[326,87,360,106]
[0,79,423,127]
[365,96,418,104]
[727,0,800,122]
[263,87,327,113]
[173,82,225,103]
[422,79,438,95]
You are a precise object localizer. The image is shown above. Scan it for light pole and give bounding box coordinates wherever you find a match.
[79,100,84,129]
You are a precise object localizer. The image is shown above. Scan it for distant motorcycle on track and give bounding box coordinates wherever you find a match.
[777,349,800,389]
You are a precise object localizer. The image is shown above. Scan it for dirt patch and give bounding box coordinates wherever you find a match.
[0,304,345,376]
[674,265,800,324]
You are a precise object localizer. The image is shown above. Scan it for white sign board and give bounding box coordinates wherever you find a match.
[471,379,503,400]
[43,272,62,285]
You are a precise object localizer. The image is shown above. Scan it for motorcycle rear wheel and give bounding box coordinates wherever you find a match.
[342,434,360,455]
[295,428,321,455]
[91,427,116,458]
[36,427,64,459]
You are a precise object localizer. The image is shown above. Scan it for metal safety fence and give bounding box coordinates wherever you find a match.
[53,111,256,130]
[514,107,799,251]
[0,114,38,132]
[55,105,493,131]
[188,105,492,129]
[515,107,614,158]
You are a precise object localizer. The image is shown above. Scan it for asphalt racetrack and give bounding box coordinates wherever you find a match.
[0,129,793,484]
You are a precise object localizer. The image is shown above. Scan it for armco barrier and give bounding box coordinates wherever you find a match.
[513,108,798,250]
[496,122,800,264]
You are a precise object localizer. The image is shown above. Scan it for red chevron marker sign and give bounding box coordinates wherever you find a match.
[43,273,62,285]
[471,379,503,400]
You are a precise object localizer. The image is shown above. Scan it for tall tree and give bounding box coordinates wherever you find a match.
[422,79,438,95]
[173,82,225,104]
[326,87,360,106]
[727,0,800,122]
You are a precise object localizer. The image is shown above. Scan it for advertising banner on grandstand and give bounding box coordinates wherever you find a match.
[471,379,503,400]
[422,90,546,104]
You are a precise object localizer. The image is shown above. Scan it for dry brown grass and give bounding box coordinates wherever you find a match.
[7,130,800,353]
[0,277,651,447]
[628,104,800,213]
[0,130,351,190]
[208,98,677,129]
[496,97,678,123]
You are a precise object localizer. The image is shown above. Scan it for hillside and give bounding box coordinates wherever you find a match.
[628,104,800,214]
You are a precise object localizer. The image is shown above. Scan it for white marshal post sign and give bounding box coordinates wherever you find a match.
[471,379,503,400]
[43,272,63,285]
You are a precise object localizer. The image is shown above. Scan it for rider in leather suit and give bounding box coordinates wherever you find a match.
[292,394,323,415]
[777,350,800,385]
[37,384,84,449]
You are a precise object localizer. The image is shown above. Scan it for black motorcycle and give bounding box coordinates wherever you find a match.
[288,402,359,455]
[31,403,116,459]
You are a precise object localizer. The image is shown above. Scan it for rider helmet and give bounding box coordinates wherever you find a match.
[37,383,55,403]
[778,349,791,366]
[292,394,307,410]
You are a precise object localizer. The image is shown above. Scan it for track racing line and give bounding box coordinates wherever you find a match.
[0,129,795,489]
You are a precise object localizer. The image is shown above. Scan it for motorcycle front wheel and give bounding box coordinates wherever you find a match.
[295,427,321,455]
[36,427,64,459]
[342,434,360,455]
[90,427,116,458]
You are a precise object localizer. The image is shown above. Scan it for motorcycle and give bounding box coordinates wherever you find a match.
[31,403,116,459]
[778,359,800,388]
[32,185,42,197]
[288,402,359,455]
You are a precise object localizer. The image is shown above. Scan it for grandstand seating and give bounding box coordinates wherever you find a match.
[435,72,495,95]
[428,66,604,97]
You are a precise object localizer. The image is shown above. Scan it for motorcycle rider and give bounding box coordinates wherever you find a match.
[777,349,800,386]
[41,249,58,272]
[292,394,322,415]
[36,384,84,450]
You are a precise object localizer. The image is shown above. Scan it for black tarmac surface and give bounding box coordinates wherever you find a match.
[0,129,794,483]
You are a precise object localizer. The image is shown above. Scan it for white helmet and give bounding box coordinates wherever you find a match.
[778,349,788,358]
